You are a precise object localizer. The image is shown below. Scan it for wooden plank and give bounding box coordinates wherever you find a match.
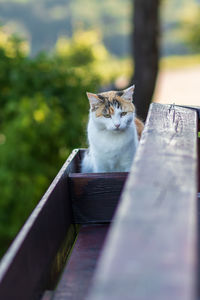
[42,291,53,300]
[87,103,198,300]
[178,105,200,118]
[0,149,80,300]
[179,105,199,194]
[69,173,128,224]
[52,224,109,300]
[198,116,200,192]
[46,224,80,289]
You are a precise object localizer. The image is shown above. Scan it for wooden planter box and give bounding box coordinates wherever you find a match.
[0,149,127,300]
[68,149,128,224]
[0,103,199,300]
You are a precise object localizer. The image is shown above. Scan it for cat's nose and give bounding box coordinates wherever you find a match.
[115,123,120,128]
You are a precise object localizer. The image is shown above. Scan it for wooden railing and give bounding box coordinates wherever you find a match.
[0,103,199,300]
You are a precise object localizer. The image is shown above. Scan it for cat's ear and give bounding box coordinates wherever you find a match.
[121,85,135,101]
[86,92,100,108]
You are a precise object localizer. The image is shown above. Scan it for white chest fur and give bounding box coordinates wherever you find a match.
[82,117,138,173]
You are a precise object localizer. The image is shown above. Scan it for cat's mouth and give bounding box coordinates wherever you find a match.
[113,127,124,132]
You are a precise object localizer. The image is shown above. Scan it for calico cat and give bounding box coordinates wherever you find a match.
[81,85,144,173]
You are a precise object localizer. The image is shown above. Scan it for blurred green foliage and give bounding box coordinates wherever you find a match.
[0,0,199,58]
[181,4,200,52]
[161,1,200,55]
[0,0,131,57]
[0,28,103,257]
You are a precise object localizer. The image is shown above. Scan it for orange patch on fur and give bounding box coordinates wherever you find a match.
[109,106,114,115]
[94,91,135,117]
[134,117,144,139]
[95,105,105,117]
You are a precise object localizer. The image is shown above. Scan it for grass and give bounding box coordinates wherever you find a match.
[101,53,200,89]
[160,54,200,70]
[112,54,200,82]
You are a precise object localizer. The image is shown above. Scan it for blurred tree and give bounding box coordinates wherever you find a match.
[132,0,161,120]
[0,0,131,57]
[0,28,112,257]
[182,4,200,53]
[0,27,127,257]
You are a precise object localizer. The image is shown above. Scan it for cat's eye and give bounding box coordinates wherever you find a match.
[104,114,111,118]
[121,112,127,117]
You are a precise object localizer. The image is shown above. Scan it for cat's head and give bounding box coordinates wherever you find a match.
[86,85,135,132]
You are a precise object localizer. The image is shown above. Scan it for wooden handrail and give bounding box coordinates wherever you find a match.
[87,103,199,300]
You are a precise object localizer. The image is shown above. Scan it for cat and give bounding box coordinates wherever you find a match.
[81,85,144,173]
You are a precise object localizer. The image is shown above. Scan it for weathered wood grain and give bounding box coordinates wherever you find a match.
[69,173,128,224]
[41,290,53,300]
[87,103,198,300]
[178,105,200,119]
[198,115,200,193]
[0,149,79,300]
[53,225,109,300]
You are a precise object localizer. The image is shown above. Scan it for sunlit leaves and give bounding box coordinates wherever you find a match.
[0,27,100,257]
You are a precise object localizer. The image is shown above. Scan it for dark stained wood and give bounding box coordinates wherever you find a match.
[0,149,79,300]
[0,147,127,299]
[178,106,199,192]
[87,103,198,300]
[71,148,85,173]
[42,291,53,300]
[178,105,200,118]
[69,173,128,224]
[198,116,200,193]
[52,224,109,300]
[47,224,80,289]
